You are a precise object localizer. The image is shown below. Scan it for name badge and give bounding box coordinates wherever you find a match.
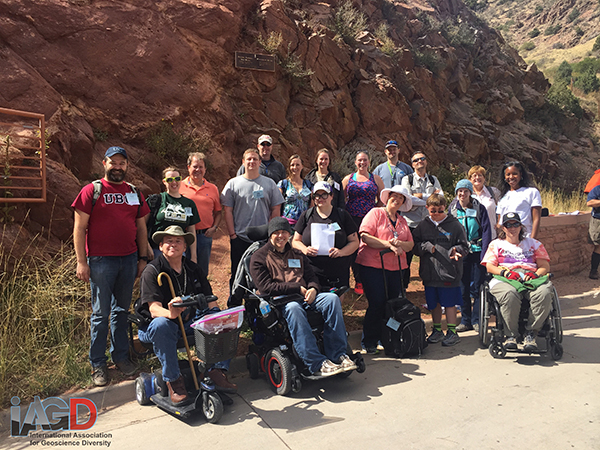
[288,259,301,268]
[329,222,341,231]
[125,193,140,205]
[386,317,401,331]
[333,181,340,191]
[465,208,477,218]
[185,207,192,216]
[252,190,264,199]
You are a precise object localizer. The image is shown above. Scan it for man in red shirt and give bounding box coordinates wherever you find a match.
[72,146,150,386]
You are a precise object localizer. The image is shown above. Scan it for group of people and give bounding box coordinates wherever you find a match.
[73,136,559,405]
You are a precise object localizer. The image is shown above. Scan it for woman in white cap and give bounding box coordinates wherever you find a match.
[449,179,492,333]
[278,154,313,226]
[355,185,415,354]
[292,181,359,290]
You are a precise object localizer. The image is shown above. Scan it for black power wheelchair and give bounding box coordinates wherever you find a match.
[478,277,564,360]
[229,225,366,395]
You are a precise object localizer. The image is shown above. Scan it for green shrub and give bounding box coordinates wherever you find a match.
[545,24,562,36]
[556,60,573,81]
[594,36,600,52]
[414,50,445,75]
[521,41,536,51]
[528,28,540,38]
[464,0,488,11]
[553,42,565,49]
[572,57,600,74]
[546,80,583,118]
[534,5,543,15]
[257,31,282,54]
[146,120,210,163]
[567,8,580,23]
[575,26,584,37]
[93,129,108,142]
[333,0,367,46]
[441,20,477,49]
[573,68,600,94]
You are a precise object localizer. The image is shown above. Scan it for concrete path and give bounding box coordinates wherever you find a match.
[3,292,599,450]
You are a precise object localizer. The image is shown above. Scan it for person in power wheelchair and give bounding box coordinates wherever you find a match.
[480,212,561,356]
[249,217,358,379]
[137,226,236,405]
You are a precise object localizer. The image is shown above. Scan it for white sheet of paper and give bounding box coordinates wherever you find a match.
[311,223,335,256]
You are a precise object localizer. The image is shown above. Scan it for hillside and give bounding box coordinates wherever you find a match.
[0,0,598,252]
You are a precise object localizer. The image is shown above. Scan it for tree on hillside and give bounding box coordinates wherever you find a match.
[574,68,600,94]
[594,36,600,52]
[556,61,573,82]
[547,80,583,118]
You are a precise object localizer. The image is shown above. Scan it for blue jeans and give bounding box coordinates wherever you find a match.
[460,252,483,326]
[282,292,348,374]
[195,231,213,276]
[138,314,229,382]
[88,253,137,367]
[360,264,403,349]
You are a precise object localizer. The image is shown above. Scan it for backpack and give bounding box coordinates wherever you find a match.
[145,193,163,241]
[91,179,143,214]
[485,185,499,204]
[407,173,436,189]
[382,298,428,358]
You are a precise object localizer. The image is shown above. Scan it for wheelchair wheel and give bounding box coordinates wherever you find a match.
[291,376,302,394]
[489,343,506,359]
[135,374,153,405]
[551,287,563,344]
[355,353,366,373]
[550,342,564,361]
[266,348,293,395]
[246,353,260,379]
[202,392,224,424]
[479,285,492,348]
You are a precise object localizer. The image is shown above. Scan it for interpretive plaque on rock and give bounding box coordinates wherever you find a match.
[235,52,276,72]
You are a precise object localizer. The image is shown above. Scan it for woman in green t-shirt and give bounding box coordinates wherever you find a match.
[146,167,201,262]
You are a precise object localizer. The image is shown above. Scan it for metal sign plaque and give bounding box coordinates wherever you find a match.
[235,52,276,72]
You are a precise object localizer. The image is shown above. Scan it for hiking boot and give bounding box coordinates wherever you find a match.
[354,283,364,295]
[456,323,473,332]
[427,329,445,344]
[115,359,138,376]
[589,270,599,280]
[504,336,518,350]
[314,359,343,377]
[208,369,237,393]
[363,346,379,355]
[338,354,358,372]
[473,324,480,333]
[166,375,189,405]
[91,365,108,387]
[523,331,538,352]
[442,330,460,347]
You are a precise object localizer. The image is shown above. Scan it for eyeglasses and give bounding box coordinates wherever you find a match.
[412,156,426,163]
[260,142,272,147]
[503,221,521,228]
[313,192,330,200]
[428,208,445,214]
[164,176,182,183]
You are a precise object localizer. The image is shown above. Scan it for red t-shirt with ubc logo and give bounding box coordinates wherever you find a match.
[72,179,150,257]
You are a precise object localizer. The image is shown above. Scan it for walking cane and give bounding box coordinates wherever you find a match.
[157,271,200,391]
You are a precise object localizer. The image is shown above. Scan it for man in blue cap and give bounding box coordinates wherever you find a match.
[72,146,150,386]
[373,140,414,189]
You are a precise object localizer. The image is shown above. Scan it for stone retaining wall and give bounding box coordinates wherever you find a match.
[537,213,592,278]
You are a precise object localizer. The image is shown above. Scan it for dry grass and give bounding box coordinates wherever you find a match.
[524,36,598,75]
[540,186,588,214]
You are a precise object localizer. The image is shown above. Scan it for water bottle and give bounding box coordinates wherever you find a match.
[259,299,277,329]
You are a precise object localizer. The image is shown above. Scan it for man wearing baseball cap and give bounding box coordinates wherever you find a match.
[250,217,357,377]
[72,146,150,386]
[236,134,286,183]
[373,140,414,189]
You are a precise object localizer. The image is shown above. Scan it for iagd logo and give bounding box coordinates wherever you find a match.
[11,396,97,437]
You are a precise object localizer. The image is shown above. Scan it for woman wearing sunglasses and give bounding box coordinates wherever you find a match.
[292,181,359,291]
[146,167,200,262]
[481,212,553,352]
[355,185,415,354]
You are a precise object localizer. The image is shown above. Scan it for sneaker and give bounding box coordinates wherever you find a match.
[364,346,379,355]
[504,336,518,350]
[427,329,445,344]
[456,323,473,332]
[208,369,238,393]
[314,359,343,377]
[115,359,138,376]
[442,330,460,347]
[354,283,364,295]
[473,324,480,333]
[589,271,599,280]
[91,365,108,387]
[338,354,358,372]
[523,331,538,352]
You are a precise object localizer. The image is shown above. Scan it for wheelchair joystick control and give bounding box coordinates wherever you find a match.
[259,299,277,329]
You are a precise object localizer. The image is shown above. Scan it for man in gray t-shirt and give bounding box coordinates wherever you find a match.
[222,148,284,292]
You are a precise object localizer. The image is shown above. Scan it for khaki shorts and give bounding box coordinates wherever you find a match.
[589,216,600,245]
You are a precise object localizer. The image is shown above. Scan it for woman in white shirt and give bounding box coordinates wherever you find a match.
[496,161,542,239]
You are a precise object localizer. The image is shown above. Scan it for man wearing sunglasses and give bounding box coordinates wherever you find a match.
[400,151,444,287]
[236,134,286,184]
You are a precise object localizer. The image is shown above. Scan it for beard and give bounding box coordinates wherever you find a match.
[106,168,126,182]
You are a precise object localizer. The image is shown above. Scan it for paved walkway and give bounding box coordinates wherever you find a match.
[3,285,599,450]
